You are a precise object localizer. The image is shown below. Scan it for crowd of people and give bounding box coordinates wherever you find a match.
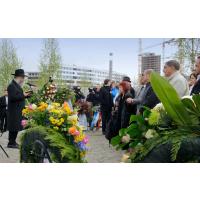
[75,57,200,141]
[1,57,200,149]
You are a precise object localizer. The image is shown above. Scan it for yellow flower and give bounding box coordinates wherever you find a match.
[52,102,60,107]
[49,116,54,121]
[80,151,86,158]
[38,102,48,111]
[74,133,85,143]
[63,102,72,114]
[60,118,64,123]
[22,108,29,115]
[68,115,78,125]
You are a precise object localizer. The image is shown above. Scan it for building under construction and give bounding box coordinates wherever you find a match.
[139,53,161,74]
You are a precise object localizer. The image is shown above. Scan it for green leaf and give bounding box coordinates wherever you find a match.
[127,125,142,138]
[143,109,151,118]
[111,135,121,146]
[192,95,200,113]
[129,140,140,148]
[150,72,191,126]
[171,139,181,161]
[181,98,199,115]
[129,115,139,123]
[119,128,126,136]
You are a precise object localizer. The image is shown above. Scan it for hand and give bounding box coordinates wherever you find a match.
[24,92,31,97]
[126,98,134,104]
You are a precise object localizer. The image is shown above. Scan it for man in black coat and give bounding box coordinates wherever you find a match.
[0,89,8,133]
[99,79,113,134]
[126,69,159,113]
[191,56,200,95]
[86,88,96,104]
[7,69,31,148]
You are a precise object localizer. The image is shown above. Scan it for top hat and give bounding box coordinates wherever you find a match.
[12,69,28,77]
[122,76,131,83]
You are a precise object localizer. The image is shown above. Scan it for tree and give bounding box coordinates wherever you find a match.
[184,39,200,70]
[37,39,62,88]
[175,39,200,74]
[79,72,92,94]
[0,39,22,94]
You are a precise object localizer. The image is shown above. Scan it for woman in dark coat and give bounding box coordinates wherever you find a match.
[7,69,31,148]
[117,81,137,129]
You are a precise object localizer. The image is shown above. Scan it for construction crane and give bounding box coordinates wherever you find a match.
[138,38,176,74]
[138,39,142,76]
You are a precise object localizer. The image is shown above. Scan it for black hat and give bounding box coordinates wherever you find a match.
[88,88,93,92]
[12,69,27,77]
[122,76,131,83]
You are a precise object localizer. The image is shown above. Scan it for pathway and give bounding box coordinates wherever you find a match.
[85,130,123,163]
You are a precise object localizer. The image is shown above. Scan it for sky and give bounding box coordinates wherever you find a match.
[7,38,177,79]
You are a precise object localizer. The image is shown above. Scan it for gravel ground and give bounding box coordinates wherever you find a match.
[0,131,20,163]
[85,130,123,163]
[0,130,123,163]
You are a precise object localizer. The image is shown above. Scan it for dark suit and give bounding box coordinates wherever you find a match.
[99,85,113,133]
[7,80,25,145]
[191,79,200,95]
[0,96,7,132]
[139,82,160,113]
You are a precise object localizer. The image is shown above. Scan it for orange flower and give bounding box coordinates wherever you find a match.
[68,126,77,135]
[63,102,71,114]
[38,102,48,111]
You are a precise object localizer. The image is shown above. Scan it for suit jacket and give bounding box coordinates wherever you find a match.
[7,80,25,132]
[191,79,200,95]
[139,82,160,112]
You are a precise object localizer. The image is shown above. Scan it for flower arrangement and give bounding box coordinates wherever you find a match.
[22,101,89,162]
[112,72,200,163]
[43,83,57,101]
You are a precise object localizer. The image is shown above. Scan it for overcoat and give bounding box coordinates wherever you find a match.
[7,80,25,132]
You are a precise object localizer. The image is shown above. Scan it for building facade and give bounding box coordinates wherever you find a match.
[27,65,127,86]
[139,53,161,74]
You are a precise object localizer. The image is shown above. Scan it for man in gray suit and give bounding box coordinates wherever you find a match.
[126,69,159,113]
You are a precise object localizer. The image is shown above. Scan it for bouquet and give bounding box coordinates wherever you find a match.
[22,101,89,161]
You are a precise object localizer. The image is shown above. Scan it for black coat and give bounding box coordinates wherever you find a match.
[86,92,100,106]
[118,91,137,129]
[0,96,7,119]
[99,86,113,111]
[0,96,7,131]
[7,80,25,132]
[139,82,160,112]
[191,79,200,95]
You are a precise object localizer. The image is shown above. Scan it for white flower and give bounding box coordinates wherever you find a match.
[121,153,130,163]
[121,134,131,143]
[153,103,164,112]
[182,95,193,100]
[145,129,156,139]
[47,105,53,110]
[32,104,37,110]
